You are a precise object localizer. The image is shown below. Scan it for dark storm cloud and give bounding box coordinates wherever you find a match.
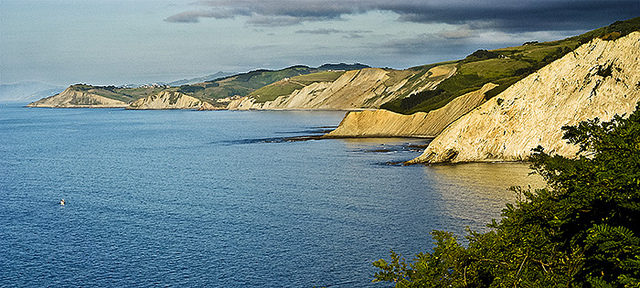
[166,0,638,33]
[165,0,359,24]
[385,0,640,32]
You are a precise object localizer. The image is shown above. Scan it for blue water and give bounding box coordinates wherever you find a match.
[0,104,542,287]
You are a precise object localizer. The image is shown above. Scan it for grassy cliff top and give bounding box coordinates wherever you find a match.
[248,71,346,103]
[381,17,640,114]
[64,63,370,104]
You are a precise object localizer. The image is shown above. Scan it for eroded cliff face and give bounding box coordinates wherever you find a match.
[26,87,128,108]
[409,31,640,164]
[228,65,456,110]
[326,83,497,138]
[127,91,203,110]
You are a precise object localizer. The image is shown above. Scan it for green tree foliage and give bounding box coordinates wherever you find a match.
[574,17,640,43]
[177,85,205,93]
[374,103,640,287]
[463,50,500,62]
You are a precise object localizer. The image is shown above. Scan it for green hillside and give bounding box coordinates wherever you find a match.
[382,17,640,114]
[68,84,166,103]
[248,70,346,103]
[183,63,368,102]
[63,63,370,106]
[248,62,456,105]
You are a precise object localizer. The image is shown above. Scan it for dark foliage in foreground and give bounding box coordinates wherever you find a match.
[373,103,640,287]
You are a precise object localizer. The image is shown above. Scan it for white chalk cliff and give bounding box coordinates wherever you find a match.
[326,83,497,138]
[127,91,204,110]
[408,32,640,164]
[228,66,456,110]
[26,87,128,108]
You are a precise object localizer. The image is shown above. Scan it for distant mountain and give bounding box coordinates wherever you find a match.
[166,71,235,86]
[0,82,65,103]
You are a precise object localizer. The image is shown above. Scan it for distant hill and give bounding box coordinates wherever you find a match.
[230,63,454,110]
[166,71,235,86]
[164,63,371,106]
[0,82,64,103]
[27,63,371,108]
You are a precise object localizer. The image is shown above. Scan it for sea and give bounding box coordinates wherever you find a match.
[0,104,543,287]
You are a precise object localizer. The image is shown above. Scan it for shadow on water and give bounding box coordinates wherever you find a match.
[219,135,328,145]
[337,137,432,166]
[219,133,432,167]
[274,126,337,135]
[217,126,336,145]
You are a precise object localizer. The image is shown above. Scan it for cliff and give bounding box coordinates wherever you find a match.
[408,31,640,164]
[326,83,497,138]
[228,65,456,110]
[126,91,204,110]
[26,86,128,108]
[26,64,372,109]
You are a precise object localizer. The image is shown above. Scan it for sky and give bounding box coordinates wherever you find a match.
[1,0,638,86]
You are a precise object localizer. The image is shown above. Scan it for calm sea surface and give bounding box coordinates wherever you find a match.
[0,104,543,287]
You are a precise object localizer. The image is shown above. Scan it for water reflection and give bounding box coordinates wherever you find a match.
[423,163,546,233]
[340,137,430,146]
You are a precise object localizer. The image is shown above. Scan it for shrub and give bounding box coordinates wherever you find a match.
[178,85,205,94]
[374,102,640,287]
[464,49,500,62]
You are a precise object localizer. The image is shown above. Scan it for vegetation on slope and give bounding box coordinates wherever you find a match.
[248,61,457,106]
[249,71,345,103]
[184,63,366,102]
[69,84,165,103]
[373,104,640,287]
[573,17,640,42]
[382,17,640,115]
[61,63,370,106]
[197,65,317,98]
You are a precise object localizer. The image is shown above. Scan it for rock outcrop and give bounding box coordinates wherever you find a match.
[127,91,204,110]
[228,65,456,110]
[326,83,497,138]
[197,102,227,110]
[26,87,128,108]
[408,31,640,164]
